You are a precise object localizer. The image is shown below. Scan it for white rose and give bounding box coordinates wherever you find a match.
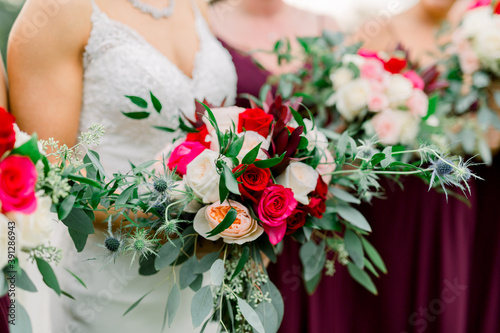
[335,78,371,121]
[9,196,53,250]
[461,7,494,38]
[276,162,319,205]
[329,67,353,89]
[316,149,336,184]
[203,106,245,137]
[385,74,414,106]
[237,131,270,162]
[13,124,31,149]
[371,109,404,145]
[474,28,500,65]
[398,112,420,146]
[185,150,225,204]
[342,54,365,67]
[303,119,329,151]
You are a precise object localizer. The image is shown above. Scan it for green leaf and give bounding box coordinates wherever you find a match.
[206,207,237,237]
[336,205,372,232]
[67,174,102,188]
[237,297,265,333]
[153,126,176,133]
[336,131,349,159]
[230,246,250,280]
[191,286,213,328]
[253,152,285,169]
[15,268,37,292]
[167,284,180,328]
[86,150,108,178]
[125,95,148,108]
[242,142,262,165]
[10,134,41,164]
[219,172,230,204]
[123,289,153,316]
[297,136,309,150]
[291,107,306,133]
[179,116,200,133]
[330,187,360,204]
[260,281,284,326]
[116,185,136,206]
[35,258,61,295]
[381,146,393,168]
[255,301,279,333]
[9,302,32,333]
[61,290,75,300]
[259,83,272,102]
[57,194,77,220]
[155,238,182,271]
[68,227,88,252]
[364,258,380,278]
[226,134,245,158]
[180,256,198,290]
[121,111,151,119]
[189,274,203,292]
[344,229,364,269]
[194,252,220,274]
[423,93,439,120]
[361,237,387,274]
[62,208,94,235]
[304,271,322,295]
[223,164,240,195]
[256,235,277,263]
[150,92,162,113]
[64,268,87,289]
[347,262,378,295]
[210,259,225,286]
[139,254,158,276]
[299,241,326,281]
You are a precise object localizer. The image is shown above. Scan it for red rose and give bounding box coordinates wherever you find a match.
[384,57,407,74]
[312,177,328,199]
[305,178,328,218]
[186,124,210,148]
[286,208,308,235]
[233,164,271,204]
[238,108,274,138]
[495,1,500,14]
[0,107,16,157]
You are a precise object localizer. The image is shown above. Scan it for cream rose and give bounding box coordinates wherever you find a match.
[9,196,53,250]
[342,54,366,67]
[398,112,420,146]
[194,200,264,245]
[237,131,270,162]
[385,74,414,106]
[461,7,494,38]
[329,67,353,90]
[371,109,403,145]
[203,106,245,136]
[406,89,429,117]
[184,150,224,204]
[275,162,319,205]
[303,119,329,152]
[474,28,500,66]
[316,149,336,184]
[335,78,371,121]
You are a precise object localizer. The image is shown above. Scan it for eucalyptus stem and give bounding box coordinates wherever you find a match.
[327,168,432,176]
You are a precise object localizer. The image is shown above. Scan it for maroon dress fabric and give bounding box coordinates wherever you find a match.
[467,156,500,333]
[221,38,478,333]
[0,295,10,333]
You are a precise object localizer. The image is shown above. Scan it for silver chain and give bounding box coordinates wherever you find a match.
[127,0,175,19]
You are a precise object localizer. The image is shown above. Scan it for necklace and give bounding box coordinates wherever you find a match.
[127,0,175,19]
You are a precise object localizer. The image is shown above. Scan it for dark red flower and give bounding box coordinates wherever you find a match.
[0,107,16,157]
[304,178,328,218]
[238,108,274,138]
[233,164,272,204]
[384,57,407,74]
[186,124,210,148]
[286,207,308,235]
[495,1,500,14]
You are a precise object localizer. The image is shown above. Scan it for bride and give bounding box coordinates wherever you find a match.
[7,0,236,331]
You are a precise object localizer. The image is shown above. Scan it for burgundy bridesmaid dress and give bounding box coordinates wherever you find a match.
[467,156,500,333]
[0,295,10,332]
[221,39,478,333]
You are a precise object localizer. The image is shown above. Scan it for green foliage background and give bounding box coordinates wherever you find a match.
[0,0,24,63]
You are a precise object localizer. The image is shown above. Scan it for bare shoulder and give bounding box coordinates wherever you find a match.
[9,0,92,55]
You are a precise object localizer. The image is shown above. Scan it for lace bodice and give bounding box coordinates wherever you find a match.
[79,0,237,173]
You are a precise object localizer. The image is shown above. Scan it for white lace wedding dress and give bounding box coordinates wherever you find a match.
[50,1,237,332]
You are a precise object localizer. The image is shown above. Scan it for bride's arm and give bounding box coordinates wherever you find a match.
[7,0,91,147]
[0,57,7,108]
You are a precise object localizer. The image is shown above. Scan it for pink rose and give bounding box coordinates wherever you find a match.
[316,149,336,184]
[371,109,403,145]
[167,141,206,176]
[402,70,425,90]
[468,0,491,10]
[454,33,481,74]
[368,93,389,112]
[257,185,297,245]
[407,89,429,117]
[358,48,383,62]
[0,155,38,214]
[360,58,386,83]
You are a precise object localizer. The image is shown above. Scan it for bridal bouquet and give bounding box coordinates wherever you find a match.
[436,0,500,163]
[100,92,477,333]
[0,107,106,330]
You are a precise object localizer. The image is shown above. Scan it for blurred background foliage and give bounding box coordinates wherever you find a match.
[0,0,24,62]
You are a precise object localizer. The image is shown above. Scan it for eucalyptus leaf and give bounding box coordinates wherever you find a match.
[155,238,182,271]
[191,286,213,328]
[330,187,360,204]
[189,274,203,292]
[195,252,220,274]
[210,259,225,286]
[123,289,153,316]
[9,302,32,333]
[62,208,94,235]
[180,256,198,290]
[299,241,326,281]
[68,228,88,252]
[347,262,378,295]
[237,297,265,333]
[15,268,37,293]
[361,237,387,274]
[255,301,279,333]
[167,284,180,327]
[381,146,393,168]
[336,204,372,232]
[260,281,284,327]
[344,229,364,269]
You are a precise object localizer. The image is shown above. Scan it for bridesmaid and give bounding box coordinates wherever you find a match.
[0,56,10,333]
[208,1,339,332]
